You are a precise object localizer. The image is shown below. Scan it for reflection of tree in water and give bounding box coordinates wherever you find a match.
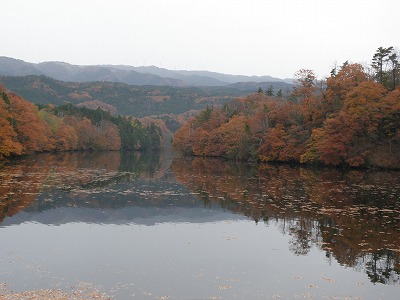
[0,162,42,223]
[172,157,400,285]
[2,153,399,284]
[285,218,321,256]
[0,151,164,220]
[119,151,162,176]
[364,251,399,284]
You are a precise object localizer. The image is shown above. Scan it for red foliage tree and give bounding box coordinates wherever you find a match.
[0,90,22,158]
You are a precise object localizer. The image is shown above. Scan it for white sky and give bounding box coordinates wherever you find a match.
[1,0,399,79]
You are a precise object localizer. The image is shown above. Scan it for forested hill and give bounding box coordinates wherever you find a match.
[0,85,163,160]
[173,63,400,169]
[0,75,292,117]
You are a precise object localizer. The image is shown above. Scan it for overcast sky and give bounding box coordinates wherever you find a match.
[2,0,399,79]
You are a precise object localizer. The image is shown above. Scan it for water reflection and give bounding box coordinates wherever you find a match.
[0,152,399,287]
[0,152,238,227]
[172,157,400,285]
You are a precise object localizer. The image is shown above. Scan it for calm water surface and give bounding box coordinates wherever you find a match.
[0,152,399,299]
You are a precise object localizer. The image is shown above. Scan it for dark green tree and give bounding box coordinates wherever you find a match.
[371,46,394,87]
[265,85,274,96]
[388,51,399,90]
[1,91,10,105]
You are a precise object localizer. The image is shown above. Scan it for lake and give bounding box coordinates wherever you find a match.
[0,152,399,299]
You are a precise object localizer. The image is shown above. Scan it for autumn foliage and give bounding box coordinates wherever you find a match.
[0,85,162,159]
[173,64,400,168]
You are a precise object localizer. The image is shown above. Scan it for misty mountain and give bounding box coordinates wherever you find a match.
[0,56,42,76]
[35,61,188,86]
[0,57,186,86]
[0,56,293,87]
[228,81,293,93]
[0,74,294,117]
[174,69,294,84]
[111,65,229,86]
[0,75,245,117]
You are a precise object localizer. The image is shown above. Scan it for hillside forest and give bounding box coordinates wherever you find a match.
[173,47,400,169]
[0,85,162,159]
[1,46,399,168]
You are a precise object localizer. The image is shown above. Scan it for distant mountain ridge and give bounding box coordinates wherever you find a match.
[0,74,241,117]
[0,57,187,86]
[0,56,293,87]
[0,74,294,117]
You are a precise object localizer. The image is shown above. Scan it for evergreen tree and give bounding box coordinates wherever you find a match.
[371,46,394,87]
[265,85,274,96]
[388,51,399,90]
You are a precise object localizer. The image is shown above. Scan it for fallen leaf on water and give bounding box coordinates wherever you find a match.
[224,236,238,241]
[294,292,314,299]
[216,285,232,290]
[321,277,336,282]
[356,282,365,286]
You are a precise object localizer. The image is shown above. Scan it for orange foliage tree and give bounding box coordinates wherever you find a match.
[324,63,369,115]
[0,86,54,157]
[0,85,126,159]
[172,119,195,155]
[0,89,22,158]
[174,61,400,168]
[8,92,53,153]
[55,124,79,151]
[217,115,255,160]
